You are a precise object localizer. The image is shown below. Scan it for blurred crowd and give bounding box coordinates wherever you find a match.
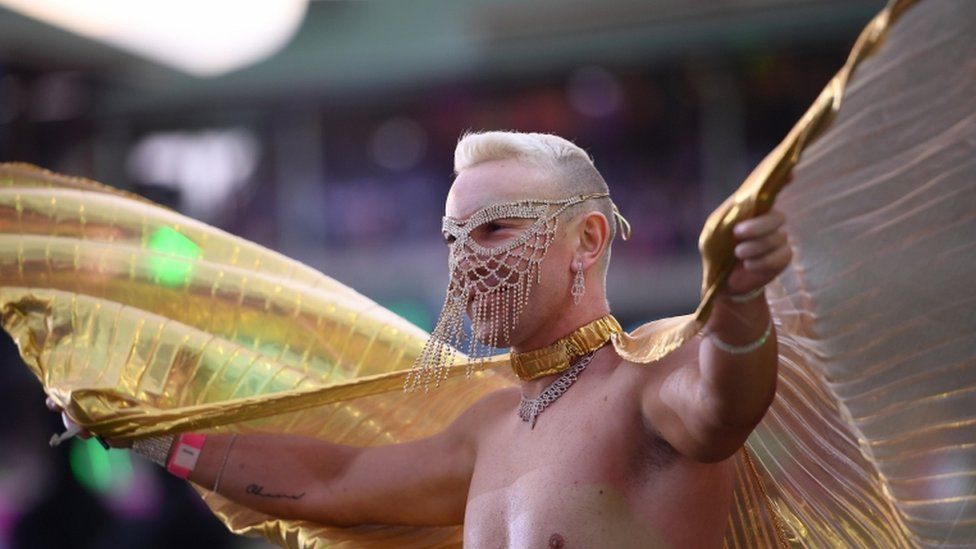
[218,53,843,261]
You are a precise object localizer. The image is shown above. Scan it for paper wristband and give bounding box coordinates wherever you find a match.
[166,434,207,479]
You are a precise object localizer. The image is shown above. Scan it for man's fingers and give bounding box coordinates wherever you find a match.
[735,230,787,260]
[743,244,793,273]
[733,210,786,239]
[61,411,91,439]
[48,399,94,441]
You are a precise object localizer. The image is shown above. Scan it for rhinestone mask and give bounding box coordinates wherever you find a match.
[405,192,609,392]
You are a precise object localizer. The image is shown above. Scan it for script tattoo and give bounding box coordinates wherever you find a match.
[245,483,306,500]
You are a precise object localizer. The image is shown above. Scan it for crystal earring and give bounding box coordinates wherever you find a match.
[571,258,586,305]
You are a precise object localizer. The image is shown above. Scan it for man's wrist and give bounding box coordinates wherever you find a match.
[706,318,774,355]
[166,434,207,478]
[720,286,766,304]
[131,435,176,467]
[705,287,773,351]
[131,433,208,480]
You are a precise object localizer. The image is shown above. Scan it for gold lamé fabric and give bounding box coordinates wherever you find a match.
[0,0,974,546]
[0,158,511,547]
[509,314,621,380]
[721,0,976,546]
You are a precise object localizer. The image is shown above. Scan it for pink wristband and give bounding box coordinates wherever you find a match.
[166,433,207,479]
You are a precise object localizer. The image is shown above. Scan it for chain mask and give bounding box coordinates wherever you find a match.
[405,192,609,392]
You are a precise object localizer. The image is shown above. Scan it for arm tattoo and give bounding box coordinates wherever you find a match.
[245,483,306,500]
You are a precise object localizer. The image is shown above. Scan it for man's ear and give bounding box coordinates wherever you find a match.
[577,211,610,270]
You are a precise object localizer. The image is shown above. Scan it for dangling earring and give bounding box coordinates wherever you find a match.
[571,258,586,305]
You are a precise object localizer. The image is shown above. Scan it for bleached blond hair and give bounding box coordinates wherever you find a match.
[453,131,617,247]
[455,131,591,173]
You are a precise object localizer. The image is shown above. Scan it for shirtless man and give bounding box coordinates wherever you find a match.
[53,131,790,548]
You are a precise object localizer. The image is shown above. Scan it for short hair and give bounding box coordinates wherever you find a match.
[454,131,617,248]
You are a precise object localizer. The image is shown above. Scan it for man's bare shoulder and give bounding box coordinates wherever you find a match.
[610,336,743,463]
[446,386,519,440]
[612,335,703,387]
[469,386,520,417]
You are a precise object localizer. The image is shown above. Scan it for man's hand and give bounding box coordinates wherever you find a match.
[725,209,791,296]
[46,396,88,436]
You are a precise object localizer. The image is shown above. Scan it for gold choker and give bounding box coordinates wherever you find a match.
[510,315,622,381]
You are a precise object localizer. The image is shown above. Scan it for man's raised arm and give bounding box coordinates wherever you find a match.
[641,209,789,463]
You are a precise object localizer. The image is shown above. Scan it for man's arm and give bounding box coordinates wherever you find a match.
[56,389,509,527]
[187,423,474,527]
[641,210,789,463]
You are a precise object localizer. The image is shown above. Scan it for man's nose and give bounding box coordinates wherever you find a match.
[451,249,474,275]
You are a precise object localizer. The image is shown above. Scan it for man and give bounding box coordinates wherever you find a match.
[54,131,790,547]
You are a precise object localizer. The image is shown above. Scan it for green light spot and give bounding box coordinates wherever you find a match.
[69,438,134,494]
[384,299,432,331]
[148,226,202,287]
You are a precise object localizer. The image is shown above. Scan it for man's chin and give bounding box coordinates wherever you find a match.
[465,290,525,347]
[469,320,516,349]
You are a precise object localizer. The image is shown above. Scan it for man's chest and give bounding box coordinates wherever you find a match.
[464,465,663,549]
[478,369,642,479]
[463,380,663,547]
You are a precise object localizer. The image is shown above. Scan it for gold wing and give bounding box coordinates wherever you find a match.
[0,162,511,547]
[716,0,976,546]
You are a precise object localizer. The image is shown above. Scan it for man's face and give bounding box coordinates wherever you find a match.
[444,160,578,348]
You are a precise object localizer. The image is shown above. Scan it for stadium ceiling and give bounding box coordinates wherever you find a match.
[0,0,881,116]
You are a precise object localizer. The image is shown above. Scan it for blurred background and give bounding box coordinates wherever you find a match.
[0,0,884,547]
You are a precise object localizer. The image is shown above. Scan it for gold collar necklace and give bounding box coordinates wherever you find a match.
[510,315,622,381]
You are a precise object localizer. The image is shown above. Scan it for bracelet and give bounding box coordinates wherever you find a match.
[212,434,238,494]
[707,318,774,355]
[131,435,176,467]
[166,434,207,479]
[726,286,766,304]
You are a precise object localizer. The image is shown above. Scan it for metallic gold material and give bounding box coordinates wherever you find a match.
[718,2,976,546]
[509,314,621,381]
[2,0,974,547]
[742,445,789,548]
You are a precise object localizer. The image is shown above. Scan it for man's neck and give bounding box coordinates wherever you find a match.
[517,339,616,398]
[510,306,618,396]
[511,303,611,355]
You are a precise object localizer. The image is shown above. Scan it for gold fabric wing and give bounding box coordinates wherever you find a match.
[1,0,974,546]
[720,1,975,546]
[0,161,509,547]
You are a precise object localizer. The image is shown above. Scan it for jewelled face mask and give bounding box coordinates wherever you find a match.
[405,192,610,392]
